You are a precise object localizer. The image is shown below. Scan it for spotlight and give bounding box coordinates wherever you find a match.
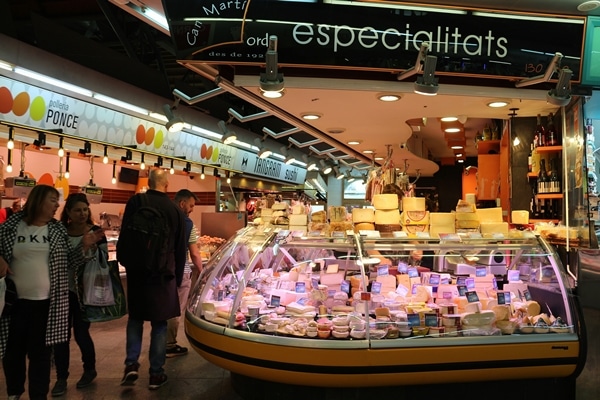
[32,132,46,150]
[414,55,439,96]
[7,127,14,150]
[112,161,117,184]
[103,146,109,164]
[79,141,91,156]
[120,149,133,163]
[320,160,332,175]
[302,155,318,171]
[155,156,163,168]
[218,120,237,144]
[281,145,296,165]
[140,153,146,170]
[58,137,65,158]
[346,170,356,182]
[163,103,184,133]
[6,149,12,173]
[200,165,205,179]
[65,152,70,178]
[258,146,272,159]
[226,171,231,184]
[169,159,175,174]
[259,35,285,98]
[515,52,563,88]
[547,67,573,107]
[334,167,344,180]
[183,162,191,173]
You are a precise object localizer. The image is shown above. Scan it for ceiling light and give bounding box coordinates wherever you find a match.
[200,166,205,179]
[414,55,439,96]
[226,171,231,184]
[347,140,361,145]
[57,137,64,158]
[546,66,573,107]
[362,149,374,154]
[374,156,384,161]
[442,120,464,133]
[169,159,175,174]
[487,100,509,108]
[455,153,463,158]
[377,93,401,102]
[6,149,12,173]
[103,146,109,164]
[327,128,345,134]
[578,1,600,12]
[440,116,458,122]
[112,161,117,185]
[163,104,184,133]
[450,145,464,150]
[64,152,70,178]
[301,113,322,120]
[218,120,237,144]
[334,167,344,180]
[320,160,333,174]
[258,146,272,159]
[259,35,285,98]
[302,155,318,171]
[7,127,14,150]
[140,153,146,170]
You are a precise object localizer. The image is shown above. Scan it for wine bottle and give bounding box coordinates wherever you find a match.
[531,145,540,175]
[528,143,533,173]
[535,114,546,147]
[546,112,557,146]
[539,199,546,218]
[548,158,560,193]
[538,158,548,193]
[533,198,540,219]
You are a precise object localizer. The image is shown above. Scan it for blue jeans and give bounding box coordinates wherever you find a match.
[125,318,167,376]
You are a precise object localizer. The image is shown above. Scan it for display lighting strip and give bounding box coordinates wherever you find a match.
[0,59,233,145]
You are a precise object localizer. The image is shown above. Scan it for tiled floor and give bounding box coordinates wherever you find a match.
[0,308,597,400]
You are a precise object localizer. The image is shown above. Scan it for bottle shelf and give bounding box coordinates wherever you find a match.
[530,218,561,223]
[535,145,562,153]
[536,193,563,199]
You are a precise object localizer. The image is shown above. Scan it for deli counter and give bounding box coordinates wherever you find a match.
[184,226,586,395]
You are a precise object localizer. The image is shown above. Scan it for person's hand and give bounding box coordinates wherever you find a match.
[0,256,11,278]
[83,229,105,250]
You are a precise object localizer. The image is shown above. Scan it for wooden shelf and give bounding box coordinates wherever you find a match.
[477,140,500,155]
[527,172,538,178]
[536,193,563,199]
[530,218,561,223]
[535,145,562,153]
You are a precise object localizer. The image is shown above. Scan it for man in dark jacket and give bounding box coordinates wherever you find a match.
[116,168,186,390]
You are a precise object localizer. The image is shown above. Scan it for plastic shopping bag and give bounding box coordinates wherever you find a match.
[82,249,115,306]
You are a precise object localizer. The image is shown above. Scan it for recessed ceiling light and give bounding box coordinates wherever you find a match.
[578,1,600,12]
[487,100,510,108]
[301,112,322,120]
[440,116,458,122]
[374,156,384,161]
[377,93,401,102]
[455,153,463,157]
[327,127,346,134]
[347,140,362,145]
[362,149,374,154]
[457,159,464,163]
[450,145,464,150]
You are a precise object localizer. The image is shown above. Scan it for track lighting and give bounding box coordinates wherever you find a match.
[200,165,205,179]
[65,152,70,178]
[302,154,318,171]
[58,137,65,158]
[515,52,563,88]
[213,168,220,178]
[155,156,163,168]
[414,54,439,96]
[281,145,296,165]
[183,162,191,173]
[79,141,91,156]
[103,146,109,164]
[218,120,237,145]
[397,42,429,81]
[334,167,344,180]
[6,149,12,173]
[112,161,117,184]
[120,149,132,163]
[255,137,272,159]
[7,127,14,150]
[547,67,573,107]
[140,153,146,170]
[320,160,332,175]
[163,103,184,133]
[169,159,175,174]
[226,171,231,184]
[259,35,285,98]
[32,132,46,150]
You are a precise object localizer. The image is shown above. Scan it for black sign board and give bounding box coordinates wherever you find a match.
[164,0,584,80]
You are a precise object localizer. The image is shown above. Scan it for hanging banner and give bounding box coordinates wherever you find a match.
[0,75,306,184]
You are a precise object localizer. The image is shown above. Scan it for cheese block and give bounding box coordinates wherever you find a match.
[354,222,375,232]
[311,210,327,223]
[328,206,347,222]
[272,202,288,210]
[329,221,353,234]
[375,209,400,225]
[376,275,397,293]
[461,310,496,326]
[403,224,428,234]
[476,207,503,223]
[373,194,399,210]
[511,210,529,224]
[430,212,455,226]
[288,225,307,232]
[291,204,306,215]
[260,208,273,217]
[456,220,480,229]
[492,305,511,321]
[401,197,425,212]
[429,224,456,237]
[289,214,308,226]
[401,211,430,225]
[456,200,476,213]
[455,211,479,221]
[352,208,375,223]
[479,222,509,235]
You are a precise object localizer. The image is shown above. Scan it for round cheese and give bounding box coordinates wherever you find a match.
[375,209,400,225]
[352,208,375,223]
[354,222,375,232]
[373,194,399,210]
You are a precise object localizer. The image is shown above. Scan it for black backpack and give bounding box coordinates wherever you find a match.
[117,194,170,277]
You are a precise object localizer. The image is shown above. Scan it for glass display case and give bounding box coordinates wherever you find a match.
[184,226,585,391]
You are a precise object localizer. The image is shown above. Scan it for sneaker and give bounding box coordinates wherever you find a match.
[148,373,168,390]
[51,379,67,397]
[166,344,188,358]
[76,369,97,388]
[120,363,139,386]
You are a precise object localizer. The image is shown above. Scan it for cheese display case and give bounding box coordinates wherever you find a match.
[184,226,585,396]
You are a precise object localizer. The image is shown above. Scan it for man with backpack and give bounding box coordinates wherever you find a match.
[116,168,186,391]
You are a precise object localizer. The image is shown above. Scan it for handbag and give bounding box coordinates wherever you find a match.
[1,277,17,317]
[82,249,115,306]
[80,258,127,323]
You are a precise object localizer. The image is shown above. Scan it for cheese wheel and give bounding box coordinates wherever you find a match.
[328,206,347,222]
[525,300,541,316]
[375,209,400,225]
[511,210,529,224]
[401,211,430,225]
[311,211,327,223]
[352,208,375,223]
[492,305,510,321]
[476,207,503,223]
[354,222,375,232]
[402,197,425,212]
[261,208,273,217]
[430,212,456,226]
[373,194,399,210]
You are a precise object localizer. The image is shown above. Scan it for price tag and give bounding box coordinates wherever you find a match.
[377,265,390,276]
[429,273,440,285]
[396,285,409,297]
[361,292,371,301]
[408,267,419,278]
[476,266,487,277]
[465,291,479,303]
[466,278,475,290]
[392,231,408,238]
[425,313,439,327]
[397,262,408,274]
[407,313,421,327]
[341,280,350,294]
[507,270,521,282]
[497,291,511,305]
[440,276,450,285]
[492,233,505,239]
[412,283,421,295]
[371,281,382,294]
[456,276,466,286]
[492,277,498,290]
[297,297,308,305]
[270,295,281,307]
[331,231,345,238]
[442,291,453,300]
[469,232,483,239]
[523,289,532,301]
[457,285,467,296]
[416,231,430,238]
[311,278,320,289]
[438,233,461,241]
[328,289,336,297]
[295,282,306,293]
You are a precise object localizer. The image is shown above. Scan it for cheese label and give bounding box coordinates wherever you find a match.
[297,297,308,305]
[497,291,511,304]
[523,289,532,301]
[311,278,319,289]
[429,273,440,285]
[466,278,475,290]
[457,285,467,296]
[456,276,466,285]
[466,291,479,303]
[407,313,421,327]
[341,280,350,294]
[408,267,419,278]
[371,281,382,294]
[396,285,409,297]
[425,313,439,327]
[507,270,520,282]
[295,282,306,293]
[377,265,389,276]
[397,262,409,273]
[270,295,281,307]
[475,266,487,277]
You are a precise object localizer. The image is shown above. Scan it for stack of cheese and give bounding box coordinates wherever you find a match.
[477,207,509,235]
[372,194,401,232]
[309,210,328,233]
[400,197,428,235]
[271,202,289,226]
[455,199,479,232]
[259,208,273,224]
[328,206,353,235]
[352,208,375,232]
[429,212,456,238]
[288,203,309,232]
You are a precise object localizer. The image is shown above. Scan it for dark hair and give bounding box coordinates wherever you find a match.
[60,193,93,226]
[174,189,198,203]
[22,185,60,225]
